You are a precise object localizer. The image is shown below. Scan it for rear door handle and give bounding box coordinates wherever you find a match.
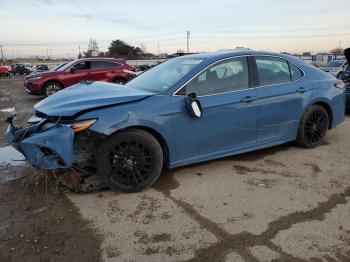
[296,87,308,93]
[240,96,257,103]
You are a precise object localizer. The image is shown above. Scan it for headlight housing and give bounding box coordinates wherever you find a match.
[40,119,97,133]
[28,76,42,81]
[68,119,97,132]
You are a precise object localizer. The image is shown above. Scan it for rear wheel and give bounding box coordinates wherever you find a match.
[296,105,329,148]
[44,81,63,96]
[96,129,163,192]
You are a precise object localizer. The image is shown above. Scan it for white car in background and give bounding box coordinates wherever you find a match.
[23,63,35,74]
[319,60,348,78]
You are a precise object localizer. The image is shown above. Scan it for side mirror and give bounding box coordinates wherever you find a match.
[185,93,202,118]
[69,67,76,73]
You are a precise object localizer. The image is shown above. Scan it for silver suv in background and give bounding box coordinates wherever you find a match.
[319,60,348,78]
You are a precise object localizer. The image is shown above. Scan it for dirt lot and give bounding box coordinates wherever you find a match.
[1,76,350,262]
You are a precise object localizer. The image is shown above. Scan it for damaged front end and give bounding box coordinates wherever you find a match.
[6,114,99,170]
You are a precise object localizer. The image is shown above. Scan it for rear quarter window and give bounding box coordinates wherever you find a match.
[289,62,304,81]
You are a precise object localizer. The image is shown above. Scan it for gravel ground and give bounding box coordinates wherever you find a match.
[1,76,350,261]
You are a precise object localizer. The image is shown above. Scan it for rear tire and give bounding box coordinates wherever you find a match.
[43,81,63,96]
[296,105,329,148]
[113,78,127,85]
[96,129,163,192]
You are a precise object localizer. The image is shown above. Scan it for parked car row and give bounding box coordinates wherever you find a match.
[7,50,347,192]
[319,59,348,78]
[12,64,32,75]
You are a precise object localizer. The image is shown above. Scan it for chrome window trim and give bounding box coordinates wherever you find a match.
[172,54,305,97]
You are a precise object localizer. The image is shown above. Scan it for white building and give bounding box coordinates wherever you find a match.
[314,53,335,66]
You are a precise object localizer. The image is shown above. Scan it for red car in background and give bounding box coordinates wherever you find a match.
[24,58,137,96]
[0,66,11,78]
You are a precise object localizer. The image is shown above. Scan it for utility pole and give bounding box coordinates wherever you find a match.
[186,30,190,53]
[0,45,3,64]
[157,43,160,57]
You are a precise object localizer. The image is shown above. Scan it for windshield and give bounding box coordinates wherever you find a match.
[50,63,67,71]
[323,61,345,67]
[127,57,204,93]
[56,60,76,71]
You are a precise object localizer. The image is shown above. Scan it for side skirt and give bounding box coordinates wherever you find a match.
[169,137,292,169]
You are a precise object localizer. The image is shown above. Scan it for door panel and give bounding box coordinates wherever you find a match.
[170,57,258,161]
[63,61,90,87]
[170,91,258,161]
[254,56,311,141]
[256,83,307,141]
[88,61,121,82]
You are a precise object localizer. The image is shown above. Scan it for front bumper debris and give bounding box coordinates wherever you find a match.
[6,115,74,169]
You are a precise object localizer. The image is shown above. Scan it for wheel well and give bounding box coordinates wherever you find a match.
[114,126,170,166]
[112,77,126,82]
[313,102,333,129]
[43,80,63,89]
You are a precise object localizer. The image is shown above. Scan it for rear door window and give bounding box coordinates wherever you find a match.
[255,57,291,86]
[91,61,121,69]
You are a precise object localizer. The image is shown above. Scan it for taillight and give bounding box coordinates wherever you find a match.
[335,81,346,90]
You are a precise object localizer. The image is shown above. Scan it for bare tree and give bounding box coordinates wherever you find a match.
[330,47,343,58]
[140,43,147,53]
[84,38,99,57]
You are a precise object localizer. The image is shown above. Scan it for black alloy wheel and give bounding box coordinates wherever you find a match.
[96,129,163,192]
[296,105,329,148]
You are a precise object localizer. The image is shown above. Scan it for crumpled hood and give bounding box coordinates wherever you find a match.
[35,81,154,116]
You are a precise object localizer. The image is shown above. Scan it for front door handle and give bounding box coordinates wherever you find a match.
[240,96,257,103]
[296,87,308,93]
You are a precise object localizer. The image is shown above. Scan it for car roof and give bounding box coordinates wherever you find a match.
[78,57,125,62]
[181,49,296,61]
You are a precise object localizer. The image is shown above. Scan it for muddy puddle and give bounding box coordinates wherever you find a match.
[0,107,16,113]
[0,145,25,165]
[0,145,27,183]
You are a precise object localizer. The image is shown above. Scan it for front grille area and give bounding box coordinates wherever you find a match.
[35,110,47,118]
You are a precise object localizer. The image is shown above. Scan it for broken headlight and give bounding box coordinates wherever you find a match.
[41,119,97,133]
[68,119,97,133]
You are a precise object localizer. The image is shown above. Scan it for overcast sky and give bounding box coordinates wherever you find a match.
[0,0,349,58]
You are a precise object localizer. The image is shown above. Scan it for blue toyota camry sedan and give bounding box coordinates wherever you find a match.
[7,50,346,191]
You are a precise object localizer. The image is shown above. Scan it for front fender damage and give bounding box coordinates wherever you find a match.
[7,122,75,169]
[6,115,108,192]
[20,126,74,169]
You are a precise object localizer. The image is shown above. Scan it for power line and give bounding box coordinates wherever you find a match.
[191,32,350,40]
[192,26,350,34]
[0,45,3,61]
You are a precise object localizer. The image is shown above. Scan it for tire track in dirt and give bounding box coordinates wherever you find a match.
[153,171,350,262]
